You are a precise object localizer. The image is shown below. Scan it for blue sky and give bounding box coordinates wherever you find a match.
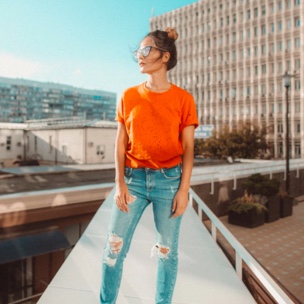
[0,0,196,100]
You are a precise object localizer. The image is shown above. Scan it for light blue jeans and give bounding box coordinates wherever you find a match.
[100,165,183,304]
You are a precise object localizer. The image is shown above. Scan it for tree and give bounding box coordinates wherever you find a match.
[196,122,268,159]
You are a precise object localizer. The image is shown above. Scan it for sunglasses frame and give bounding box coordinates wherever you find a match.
[134,46,167,58]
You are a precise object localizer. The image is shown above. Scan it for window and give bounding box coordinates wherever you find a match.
[287,19,292,30]
[261,44,267,55]
[295,102,301,112]
[232,32,237,42]
[295,58,301,69]
[278,123,283,133]
[277,41,283,52]
[278,20,283,31]
[270,43,275,53]
[295,80,301,90]
[233,14,237,23]
[254,26,258,36]
[271,22,275,32]
[246,67,251,77]
[254,7,258,17]
[232,50,237,61]
[34,136,37,152]
[295,37,301,48]
[294,17,300,27]
[6,136,11,151]
[247,9,251,20]
[278,1,282,10]
[286,39,291,50]
[49,136,53,153]
[261,24,266,35]
[295,144,301,157]
[262,64,267,74]
[261,5,266,15]
[246,28,250,39]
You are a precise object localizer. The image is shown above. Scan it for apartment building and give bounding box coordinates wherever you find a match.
[150,0,304,159]
[0,77,116,123]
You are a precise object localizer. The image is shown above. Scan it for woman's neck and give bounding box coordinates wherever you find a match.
[145,77,171,93]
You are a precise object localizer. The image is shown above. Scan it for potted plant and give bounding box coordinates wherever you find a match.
[228,192,267,228]
[279,190,293,218]
[242,173,280,223]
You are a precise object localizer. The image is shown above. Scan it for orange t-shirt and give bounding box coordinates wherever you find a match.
[116,83,199,169]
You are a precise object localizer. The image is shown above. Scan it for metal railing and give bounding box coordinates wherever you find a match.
[189,188,295,304]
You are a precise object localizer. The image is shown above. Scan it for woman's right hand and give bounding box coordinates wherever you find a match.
[114,181,131,212]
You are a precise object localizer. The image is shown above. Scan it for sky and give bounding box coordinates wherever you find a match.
[0,0,197,101]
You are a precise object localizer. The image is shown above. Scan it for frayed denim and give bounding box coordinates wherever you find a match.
[100,165,182,304]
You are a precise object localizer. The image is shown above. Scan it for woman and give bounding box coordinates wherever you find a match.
[100,28,198,304]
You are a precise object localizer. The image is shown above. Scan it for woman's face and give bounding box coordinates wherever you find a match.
[136,37,168,74]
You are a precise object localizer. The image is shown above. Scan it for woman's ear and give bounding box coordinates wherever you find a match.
[162,52,170,63]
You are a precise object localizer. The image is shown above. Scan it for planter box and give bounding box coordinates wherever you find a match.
[280,197,293,218]
[228,209,265,228]
[265,195,280,223]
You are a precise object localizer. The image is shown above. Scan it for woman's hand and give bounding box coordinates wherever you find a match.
[172,189,189,218]
[114,181,131,213]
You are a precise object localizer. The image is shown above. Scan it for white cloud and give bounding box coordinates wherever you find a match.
[0,52,43,79]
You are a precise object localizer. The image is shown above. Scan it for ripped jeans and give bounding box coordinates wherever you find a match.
[100,165,183,304]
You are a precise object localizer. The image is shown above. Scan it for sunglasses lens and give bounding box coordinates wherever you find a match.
[142,47,150,57]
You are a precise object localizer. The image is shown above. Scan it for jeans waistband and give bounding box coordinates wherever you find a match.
[128,164,181,173]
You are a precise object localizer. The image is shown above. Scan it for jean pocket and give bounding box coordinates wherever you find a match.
[124,167,133,177]
[161,165,181,179]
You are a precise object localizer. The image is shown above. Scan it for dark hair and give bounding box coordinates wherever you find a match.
[145,28,178,71]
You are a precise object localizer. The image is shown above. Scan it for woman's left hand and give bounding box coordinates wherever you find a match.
[172,189,189,218]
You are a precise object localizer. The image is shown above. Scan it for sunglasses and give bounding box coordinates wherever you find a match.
[134,46,167,58]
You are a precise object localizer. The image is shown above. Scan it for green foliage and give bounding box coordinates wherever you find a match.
[195,122,268,159]
[228,192,267,214]
[242,173,280,197]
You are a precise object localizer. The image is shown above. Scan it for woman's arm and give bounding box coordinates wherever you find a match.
[172,125,195,218]
[114,122,130,212]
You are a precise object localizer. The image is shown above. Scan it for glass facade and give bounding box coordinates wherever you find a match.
[0,77,116,123]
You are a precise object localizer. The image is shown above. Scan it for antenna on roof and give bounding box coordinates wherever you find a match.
[151,7,154,18]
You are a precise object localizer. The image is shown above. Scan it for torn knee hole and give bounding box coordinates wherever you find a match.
[109,233,123,254]
[151,243,170,259]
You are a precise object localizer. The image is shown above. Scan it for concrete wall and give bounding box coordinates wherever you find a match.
[0,128,24,162]
[26,127,117,165]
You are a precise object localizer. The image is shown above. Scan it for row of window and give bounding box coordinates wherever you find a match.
[197,79,301,99]
[181,37,301,62]
[155,0,301,31]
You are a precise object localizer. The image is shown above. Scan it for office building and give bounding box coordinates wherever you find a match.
[151,0,304,159]
[0,76,116,123]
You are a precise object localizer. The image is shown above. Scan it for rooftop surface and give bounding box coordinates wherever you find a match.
[218,201,304,303]
[38,188,256,304]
